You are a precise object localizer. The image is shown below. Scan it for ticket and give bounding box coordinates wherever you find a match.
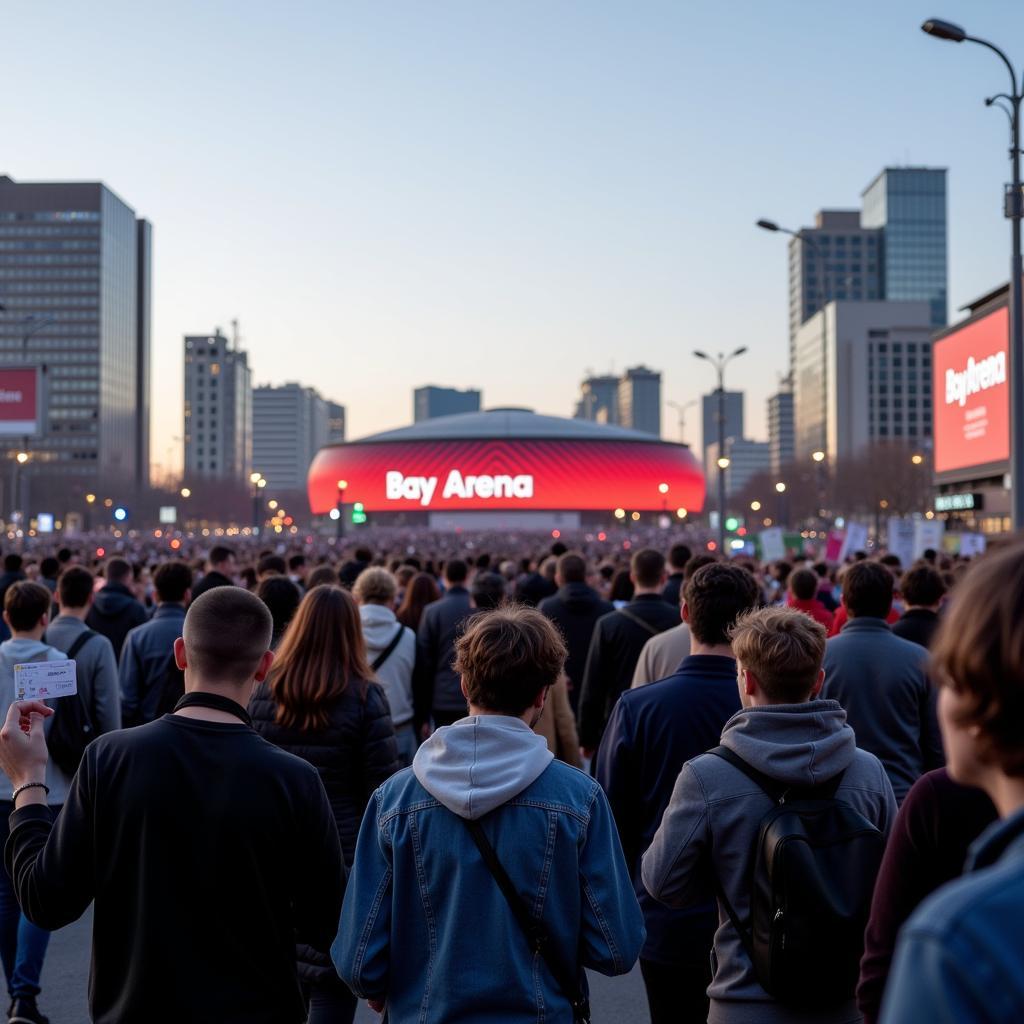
[14,660,78,701]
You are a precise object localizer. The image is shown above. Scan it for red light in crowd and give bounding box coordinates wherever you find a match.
[170,539,181,550]
[622,541,632,550]
[551,529,561,539]
[707,541,717,552]
[737,527,747,537]
[96,547,105,557]
[284,516,294,526]
[597,532,607,542]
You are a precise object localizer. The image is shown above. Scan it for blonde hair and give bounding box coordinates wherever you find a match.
[730,606,826,704]
[353,566,397,606]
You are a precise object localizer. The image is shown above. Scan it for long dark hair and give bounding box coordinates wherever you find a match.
[268,585,372,731]
[396,572,441,631]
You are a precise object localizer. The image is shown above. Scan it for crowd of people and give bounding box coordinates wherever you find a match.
[0,528,1016,1023]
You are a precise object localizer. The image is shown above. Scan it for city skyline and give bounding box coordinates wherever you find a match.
[2,1,1022,477]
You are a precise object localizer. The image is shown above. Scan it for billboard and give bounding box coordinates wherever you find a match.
[933,307,1010,476]
[308,438,706,515]
[0,367,42,437]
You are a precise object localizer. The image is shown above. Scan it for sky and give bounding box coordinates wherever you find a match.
[5,0,1024,475]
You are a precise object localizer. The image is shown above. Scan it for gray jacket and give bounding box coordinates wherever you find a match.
[821,617,943,803]
[642,701,897,1024]
[46,615,122,737]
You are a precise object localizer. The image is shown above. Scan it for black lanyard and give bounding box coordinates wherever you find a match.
[172,691,252,727]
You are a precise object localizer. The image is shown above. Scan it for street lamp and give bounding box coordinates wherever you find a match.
[667,399,699,445]
[180,487,191,498]
[775,481,787,530]
[250,472,264,531]
[336,478,348,540]
[695,346,748,552]
[751,500,762,512]
[923,17,1023,527]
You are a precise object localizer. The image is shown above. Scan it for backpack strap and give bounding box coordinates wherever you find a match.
[371,625,406,672]
[617,607,660,637]
[708,745,847,803]
[64,629,98,662]
[462,817,591,1023]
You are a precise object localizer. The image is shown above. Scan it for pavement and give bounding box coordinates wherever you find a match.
[38,906,650,1023]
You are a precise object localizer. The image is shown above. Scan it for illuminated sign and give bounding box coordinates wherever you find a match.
[0,367,42,437]
[935,492,983,513]
[385,470,535,506]
[933,307,1010,475]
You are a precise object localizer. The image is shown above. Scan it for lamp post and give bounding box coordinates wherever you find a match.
[249,472,265,532]
[336,479,348,540]
[694,347,748,551]
[922,18,1023,528]
[11,450,28,529]
[812,449,827,527]
[775,481,787,531]
[667,399,699,446]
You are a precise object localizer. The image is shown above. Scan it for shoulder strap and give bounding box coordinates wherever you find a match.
[708,745,846,802]
[617,606,660,637]
[65,629,98,661]
[462,818,591,1023]
[371,625,406,672]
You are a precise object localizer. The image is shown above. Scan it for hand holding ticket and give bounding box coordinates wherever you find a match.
[14,660,77,702]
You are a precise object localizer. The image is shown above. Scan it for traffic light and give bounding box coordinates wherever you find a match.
[351,501,367,526]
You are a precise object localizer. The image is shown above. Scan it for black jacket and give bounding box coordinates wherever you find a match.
[413,586,473,720]
[86,582,148,661]
[539,583,614,708]
[576,594,680,750]
[891,608,941,649]
[249,679,399,982]
[662,572,685,608]
[190,570,235,600]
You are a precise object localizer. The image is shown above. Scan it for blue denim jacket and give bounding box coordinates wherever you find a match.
[880,806,1024,1023]
[333,716,644,1023]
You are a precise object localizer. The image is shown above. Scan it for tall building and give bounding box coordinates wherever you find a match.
[787,167,947,370]
[252,384,329,493]
[701,391,744,472]
[326,401,346,444]
[183,331,252,485]
[768,386,795,475]
[618,366,661,436]
[0,176,152,509]
[706,437,771,498]
[414,385,481,422]
[574,374,620,424]
[792,300,933,461]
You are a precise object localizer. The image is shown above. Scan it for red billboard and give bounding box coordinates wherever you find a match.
[0,367,41,437]
[933,307,1010,475]
[308,438,706,514]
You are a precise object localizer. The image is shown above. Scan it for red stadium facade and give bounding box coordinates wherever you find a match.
[308,409,705,523]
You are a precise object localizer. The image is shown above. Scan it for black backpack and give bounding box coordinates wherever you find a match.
[45,630,98,777]
[708,745,887,1008]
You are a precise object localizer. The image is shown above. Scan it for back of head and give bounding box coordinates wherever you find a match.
[471,572,507,611]
[684,553,718,581]
[353,547,374,565]
[154,560,193,604]
[550,541,568,558]
[609,569,634,604]
[842,561,894,619]
[669,543,692,572]
[445,558,469,585]
[900,563,946,609]
[731,606,827,704]
[788,567,819,601]
[270,585,371,730]
[5,581,52,632]
[454,605,567,715]
[288,554,306,573]
[208,544,234,569]
[40,557,59,580]
[257,576,302,640]
[4,554,22,574]
[353,566,397,606]
[307,565,339,589]
[684,563,760,645]
[257,554,287,578]
[557,552,587,585]
[105,557,132,586]
[58,566,94,610]
[183,587,273,686]
[631,548,666,589]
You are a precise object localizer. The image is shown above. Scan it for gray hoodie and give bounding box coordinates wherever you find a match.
[359,603,415,727]
[413,715,553,819]
[0,637,74,805]
[642,700,897,1024]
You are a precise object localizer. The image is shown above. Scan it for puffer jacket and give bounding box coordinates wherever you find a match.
[250,678,400,982]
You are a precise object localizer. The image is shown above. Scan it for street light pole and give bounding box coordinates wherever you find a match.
[694,347,748,551]
[922,18,1024,528]
[336,479,348,541]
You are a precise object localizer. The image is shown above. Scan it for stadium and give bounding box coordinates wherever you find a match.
[307,408,706,530]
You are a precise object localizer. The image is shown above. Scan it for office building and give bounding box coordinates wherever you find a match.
[574,374,620,425]
[0,176,152,509]
[706,437,771,498]
[701,391,744,472]
[768,386,795,475]
[183,330,252,485]
[618,365,661,436]
[253,383,346,493]
[792,300,933,461]
[414,385,481,422]
[787,167,947,369]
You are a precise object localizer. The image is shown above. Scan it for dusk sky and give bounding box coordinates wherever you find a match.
[5,0,1024,475]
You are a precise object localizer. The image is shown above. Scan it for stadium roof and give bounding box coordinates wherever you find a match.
[353,408,669,444]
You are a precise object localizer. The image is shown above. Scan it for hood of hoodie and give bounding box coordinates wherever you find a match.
[413,715,554,820]
[359,603,402,651]
[91,583,138,618]
[0,638,57,673]
[720,699,856,786]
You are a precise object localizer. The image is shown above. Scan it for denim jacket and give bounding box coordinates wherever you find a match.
[333,715,644,1023]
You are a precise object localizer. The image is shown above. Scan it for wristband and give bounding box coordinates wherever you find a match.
[11,782,49,803]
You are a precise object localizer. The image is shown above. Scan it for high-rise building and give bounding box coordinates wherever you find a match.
[183,331,252,485]
[792,300,933,461]
[701,391,744,472]
[252,383,340,493]
[768,386,795,475]
[413,385,481,422]
[326,401,346,444]
[574,374,620,425]
[705,437,771,498]
[0,176,152,509]
[618,366,661,436]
